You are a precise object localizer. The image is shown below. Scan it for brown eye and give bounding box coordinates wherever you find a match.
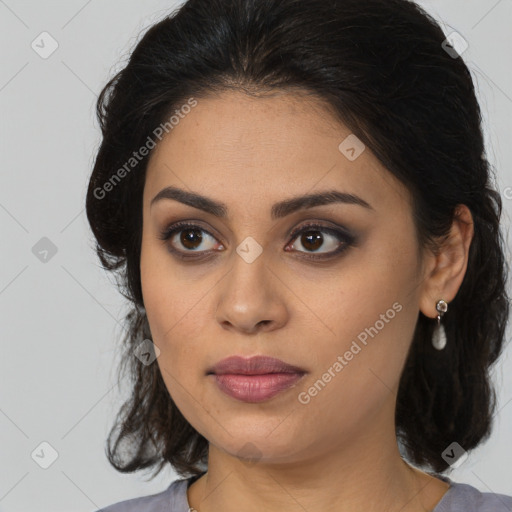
[288,225,353,256]
[158,221,355,261]
[179,228,204,250]
[298,231,324,252]
[158,222,223,256]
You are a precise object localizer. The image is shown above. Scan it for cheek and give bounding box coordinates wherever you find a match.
[140,233,202,340]
[139,247,215,399]
[303,233,420,388]
[141,272,212,431]
[293,295,416,442]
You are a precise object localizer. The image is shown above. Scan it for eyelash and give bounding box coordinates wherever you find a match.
[158,221,356,261]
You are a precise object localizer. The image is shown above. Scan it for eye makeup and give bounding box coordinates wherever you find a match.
[157,219,358,262]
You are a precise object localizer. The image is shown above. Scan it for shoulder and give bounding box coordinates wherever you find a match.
[94,477,192,512]
[435,479,512,512]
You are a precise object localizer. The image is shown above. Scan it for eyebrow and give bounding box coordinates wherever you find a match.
[150,185,375,219]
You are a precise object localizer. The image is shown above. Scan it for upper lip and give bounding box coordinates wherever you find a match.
[207,355,306,375]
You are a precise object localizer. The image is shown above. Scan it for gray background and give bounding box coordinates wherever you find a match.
[0,1,511,511]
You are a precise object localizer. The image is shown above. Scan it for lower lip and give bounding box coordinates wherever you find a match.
[211,373,304,402]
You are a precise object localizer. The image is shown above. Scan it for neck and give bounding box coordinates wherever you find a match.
[187,403,450,512]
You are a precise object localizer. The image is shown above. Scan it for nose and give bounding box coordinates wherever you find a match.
[214,250,289,335]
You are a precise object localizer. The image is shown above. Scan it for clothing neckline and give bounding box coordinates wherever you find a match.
[181,472,455,511]
[432,474,455,510]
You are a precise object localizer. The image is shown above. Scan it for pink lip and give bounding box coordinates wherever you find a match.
[211,373,304,402]
[208,355,305,375]
[207,355,306,403]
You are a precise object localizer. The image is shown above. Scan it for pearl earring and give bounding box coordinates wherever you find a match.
[432,299,448,350]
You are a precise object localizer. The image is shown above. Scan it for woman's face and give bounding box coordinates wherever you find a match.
[140,89,431,464]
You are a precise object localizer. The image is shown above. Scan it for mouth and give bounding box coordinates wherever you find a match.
[207,355,307,403]
[207,354,306,375]
[209,372,305,402]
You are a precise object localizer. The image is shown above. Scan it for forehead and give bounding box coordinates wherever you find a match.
[144,89,411,216]
[148,89,342,160]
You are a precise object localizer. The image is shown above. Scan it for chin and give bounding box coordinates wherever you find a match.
[209,426,309,464]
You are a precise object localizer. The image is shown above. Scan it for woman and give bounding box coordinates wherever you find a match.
[86,0,512,510]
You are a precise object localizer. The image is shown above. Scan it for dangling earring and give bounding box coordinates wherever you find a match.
[432,299,448,350]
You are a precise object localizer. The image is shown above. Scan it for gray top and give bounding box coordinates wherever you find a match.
[95,473,512,511]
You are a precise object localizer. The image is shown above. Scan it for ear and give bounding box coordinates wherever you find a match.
[418,204,474,319]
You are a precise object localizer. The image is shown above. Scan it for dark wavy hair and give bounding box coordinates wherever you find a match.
[85,0,510,478]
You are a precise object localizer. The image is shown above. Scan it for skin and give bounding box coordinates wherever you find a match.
[139,89,474,512]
